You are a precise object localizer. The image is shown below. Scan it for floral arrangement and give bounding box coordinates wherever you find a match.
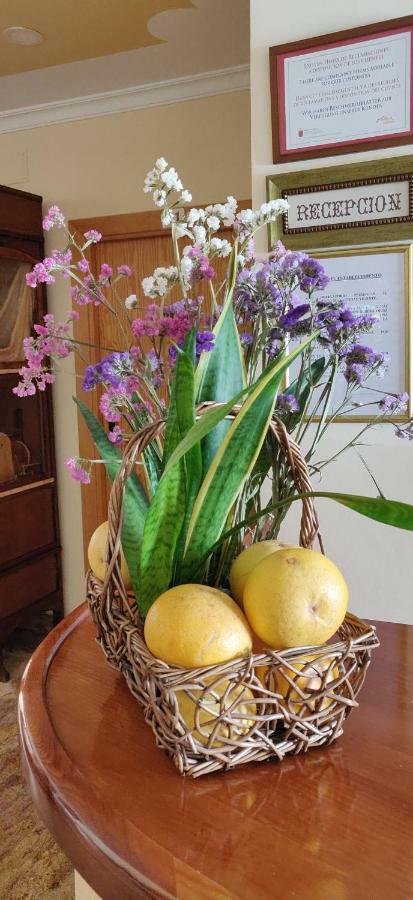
[18,158,413,615]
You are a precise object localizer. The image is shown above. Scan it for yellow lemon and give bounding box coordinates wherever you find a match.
[244,548,348,649]
[178,679,256,746]
[87,521,131,589]
[229,539,295,606]
[258,653,340,714]
[144,583,253,668]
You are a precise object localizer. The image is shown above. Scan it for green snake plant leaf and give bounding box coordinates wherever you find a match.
[163,385,251,476]
[194,240,238,391]
[138,334,201,614]
[166,329,203,566]
[130,391,162,496]
[180,332,317,580]
[311,492,413,530]
[190,492,413,579]
[163,333,320,480]
[74,397,148,598]
[285,355,326,406]
[195,302,246,474]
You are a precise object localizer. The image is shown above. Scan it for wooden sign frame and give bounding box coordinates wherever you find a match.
[267,155,413,250]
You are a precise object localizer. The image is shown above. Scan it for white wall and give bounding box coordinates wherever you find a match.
[251,0,413,623]
[0,91,251,613]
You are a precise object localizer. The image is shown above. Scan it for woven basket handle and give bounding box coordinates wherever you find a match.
[101,404,323,623]
[268,416,323,551]
[194,403,322,551]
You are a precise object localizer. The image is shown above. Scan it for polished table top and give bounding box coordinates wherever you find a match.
[18,604,413,900]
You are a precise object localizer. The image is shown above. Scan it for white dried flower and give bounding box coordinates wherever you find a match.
[237,208,255,226]
[222,196,237,226]
[153,189,166,208]
[125,293,138,309]
[161,208,174,228]
[161,167,183,191]
[174,222,189,239]
[155,157,168,172]
[193,225,207,246]
[210,237,231,258]
[180,256,193,290]
[206,215,220,232]
[180,189,192,204]
[258,199,289,222]
[141,266,179,299]
[187,207,205,227]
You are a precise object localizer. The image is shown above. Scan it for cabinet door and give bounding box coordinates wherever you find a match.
[0,551,59,619]
[0,247,44,370]
[0,483,57,566]
[0,372,52,489]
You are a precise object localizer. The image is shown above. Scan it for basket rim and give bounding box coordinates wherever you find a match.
[87,570,379,679]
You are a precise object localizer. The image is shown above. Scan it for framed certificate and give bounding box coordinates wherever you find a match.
[270,17,413,162]
[287,245,412,422]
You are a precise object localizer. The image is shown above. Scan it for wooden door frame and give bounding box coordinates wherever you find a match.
[69,201,251,558]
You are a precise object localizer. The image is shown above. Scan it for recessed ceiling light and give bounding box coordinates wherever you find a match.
[3,26,43,46]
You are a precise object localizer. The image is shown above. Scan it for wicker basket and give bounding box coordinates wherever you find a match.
[87,404,379,778]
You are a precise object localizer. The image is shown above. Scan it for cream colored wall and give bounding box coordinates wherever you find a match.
[251,0,413,624]
[0,91,251,612]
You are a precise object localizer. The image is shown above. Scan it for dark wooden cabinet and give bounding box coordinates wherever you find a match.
[0,185,63,680]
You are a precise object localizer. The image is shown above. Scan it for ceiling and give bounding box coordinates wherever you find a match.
[0,0,193,76]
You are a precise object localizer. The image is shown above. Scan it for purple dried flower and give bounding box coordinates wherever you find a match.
[379,392,409,413]
[81,351,135,391]
[279,303,311,328]
[196,330,215,356]
[275,393,300,413]
[343,344,389,384]
[299,257,329,292]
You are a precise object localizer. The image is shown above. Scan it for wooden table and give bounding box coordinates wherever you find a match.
[18,603,413,900]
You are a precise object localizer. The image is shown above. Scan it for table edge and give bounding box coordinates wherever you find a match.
[18,601,171,900]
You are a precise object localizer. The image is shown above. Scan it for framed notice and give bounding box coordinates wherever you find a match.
[267,155,413,250]
[270,16,413,163]
[288,245,412,422]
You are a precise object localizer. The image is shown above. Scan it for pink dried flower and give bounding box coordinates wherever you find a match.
[71,276,105,306]
[84,230,102,243]
[65,457,91,484]
[13,364,55,397]
[108,425,123,445]
[131,302,192,343]
[99,263,113,286]
[42,205,66,231]
[187,246,215,283]
[99,390,122,423]
[26,262,56,288]
[13,313,75,396]
[52,248,72,266]
[117,264,132,277]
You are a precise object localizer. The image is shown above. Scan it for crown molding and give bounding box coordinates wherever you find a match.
[0,64,250,134]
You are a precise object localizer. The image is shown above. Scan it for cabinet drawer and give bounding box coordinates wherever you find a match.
[0,483,57,566]
[0,552,58,618]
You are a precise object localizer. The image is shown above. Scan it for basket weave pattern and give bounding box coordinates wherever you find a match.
[87,404,379,777]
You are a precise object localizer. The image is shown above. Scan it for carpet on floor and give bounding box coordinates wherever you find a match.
[0,617,75,900]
